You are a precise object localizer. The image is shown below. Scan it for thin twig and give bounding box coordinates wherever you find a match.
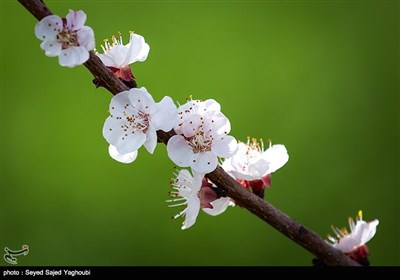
[17,0,360,266]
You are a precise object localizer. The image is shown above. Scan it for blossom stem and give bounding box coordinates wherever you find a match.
[18,0,360,266]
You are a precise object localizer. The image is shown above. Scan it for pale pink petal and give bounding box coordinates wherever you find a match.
[35,15,62,41]
[102,116,125,145]
[203,112,231,137]
[152,96,177,132]
[176,169,196,197]
[221,157,234,173]
[105,45,129,67]
[333,236,359,253]
[191,171,204,193]
[97,53,119,68]
[352,221,368,241]
[182,114,202,138]
[40,40,62,57]
[181,196,200,230]
[128,87,156,113]
[201,99,221,113]
[115,131,146,154]
[230,170,256,181]
[263,144,289,174]
[103,116,147,154]
[123,33,150,65]
[360,220,379,245]
[77,26,95,51]
[167,135,194,167]
[247,158,270,179]
[58,46,89,67]
[66,10,87,30]
[109,91,131,115]
[108,145,137,164]
[211,135,237,158]
[203,197,234,216]
[190,151,218,174]
[143,128,157,154]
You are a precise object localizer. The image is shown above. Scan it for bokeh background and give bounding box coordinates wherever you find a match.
[1,0,398,266]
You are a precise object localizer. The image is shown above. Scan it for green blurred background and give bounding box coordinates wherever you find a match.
[1,0,398,266]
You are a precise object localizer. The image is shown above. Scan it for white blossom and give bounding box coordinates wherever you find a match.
[103,87,177,162]
[168,169,233,229]
[35,10,95,67]
[227,137,288,184]
[167,99,237,174]
[96,32,149,81]
[328,210,379,254]
[167,169,203,230]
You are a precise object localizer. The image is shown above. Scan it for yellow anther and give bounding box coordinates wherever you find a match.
[358,210,363,220]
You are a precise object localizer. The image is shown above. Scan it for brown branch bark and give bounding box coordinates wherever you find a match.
[18,0,360,266]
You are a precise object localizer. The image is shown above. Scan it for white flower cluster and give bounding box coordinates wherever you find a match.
[34,9,289,230]
[35,10,95,67]
[34,10,379,254]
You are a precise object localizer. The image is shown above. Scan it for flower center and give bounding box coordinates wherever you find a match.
[187,130,212,153]
[246,137,264,153]
[57,30,78,49]
[125,111,149,133]
[240,137,268,170]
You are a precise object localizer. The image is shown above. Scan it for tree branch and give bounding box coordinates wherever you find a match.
[18,0,360,266]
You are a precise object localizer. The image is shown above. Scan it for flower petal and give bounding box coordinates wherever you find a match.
[66,10,87,30]
[201,99,221,113]
[230,170,257,181]
[247,158,270,179]
[128,87,156,114]
[175,169,197,197]
[77,26,95,51]
[58,46,89,67]
[221,157,234,173]
[191,171,205,193]
[190,151,218,174]
[181,196,200,230]
[167,135,194,167]
[102,116,146,153]
[333,236,359,253]
[152,96,177,132]
[203,112,231,137]
[361,220,379,245]
[115,131,147,154]
[35,15,62,41]
[211,135,237,158]
[103,116,125,145]
[109,90,131,116]
[97,53,119,68]
[263,144,289,174]
[40,40,62,57]
[108,144,138,163]
[182,114,202,138]
[123,33,150,65]
[105,45,129,67]
[143,127,158,154]
[202,197,234,216]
